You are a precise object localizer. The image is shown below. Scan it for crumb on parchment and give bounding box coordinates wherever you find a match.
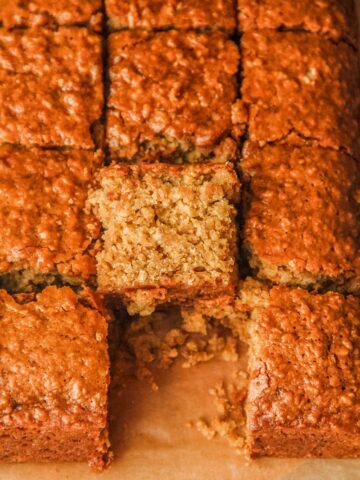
[188,371,248,454]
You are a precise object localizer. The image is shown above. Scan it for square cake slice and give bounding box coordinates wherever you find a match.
[241,31,360,157]
[0,286,110,469]
[0,146,102,292]
[105,0,236,32]
[241,143,360,292]
[243,280,360,458]
[88,163,240,314]
[0,0,102,29]
[0,28,103,149]
[237,0,358,45]
[107,31,245,163]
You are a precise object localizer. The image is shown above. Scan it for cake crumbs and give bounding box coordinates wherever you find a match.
[188,372,248,454]
[122,308,243,388]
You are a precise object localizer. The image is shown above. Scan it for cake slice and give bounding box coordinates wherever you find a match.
[107,30,245,163]
[241,143,360,292]
[0,27,103,149]
[105,0,236,32]
[241,31,360,157]
[0,286,110,470]
[88,163,240,314]
[0,146,102,292]
[238,0,358,45]
[242,280,360,458]
[0,0,102,29]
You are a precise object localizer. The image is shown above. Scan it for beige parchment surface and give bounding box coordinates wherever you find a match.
[1,1,360,478]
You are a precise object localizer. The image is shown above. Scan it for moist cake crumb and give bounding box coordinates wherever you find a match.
[88,163,240,313]
[181,292,249,341]
[107,30,244,163]
[123,305,243,389]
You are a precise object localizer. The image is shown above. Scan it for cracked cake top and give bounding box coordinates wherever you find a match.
[241,31,360,156]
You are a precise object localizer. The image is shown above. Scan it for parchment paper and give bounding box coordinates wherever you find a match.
[2,1,360,478]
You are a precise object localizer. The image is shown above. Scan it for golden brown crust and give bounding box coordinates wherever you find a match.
[0,0,102,28]
[88,163,240,313]
[245,283,360,457]
[107,30,243,163]
[241,143,360,291]
[241,31,360,156]
[238,0,358,45]
[0,28,103,149]
[0,286,110,469]
[106,0,236,32]
[0,146,102,284]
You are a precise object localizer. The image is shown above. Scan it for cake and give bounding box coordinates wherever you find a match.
[238,0,358,45]
[241,142,360,292]
[106,30,245,163]
[0,0,102,29]
[241,31,360,156]
[0,146,102,292]
[0,27,103,149]
[0,286,110,470]
[105,0,236,32]
[88,163,240,314]
[242,280,360,458]
[0,0,358,470]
